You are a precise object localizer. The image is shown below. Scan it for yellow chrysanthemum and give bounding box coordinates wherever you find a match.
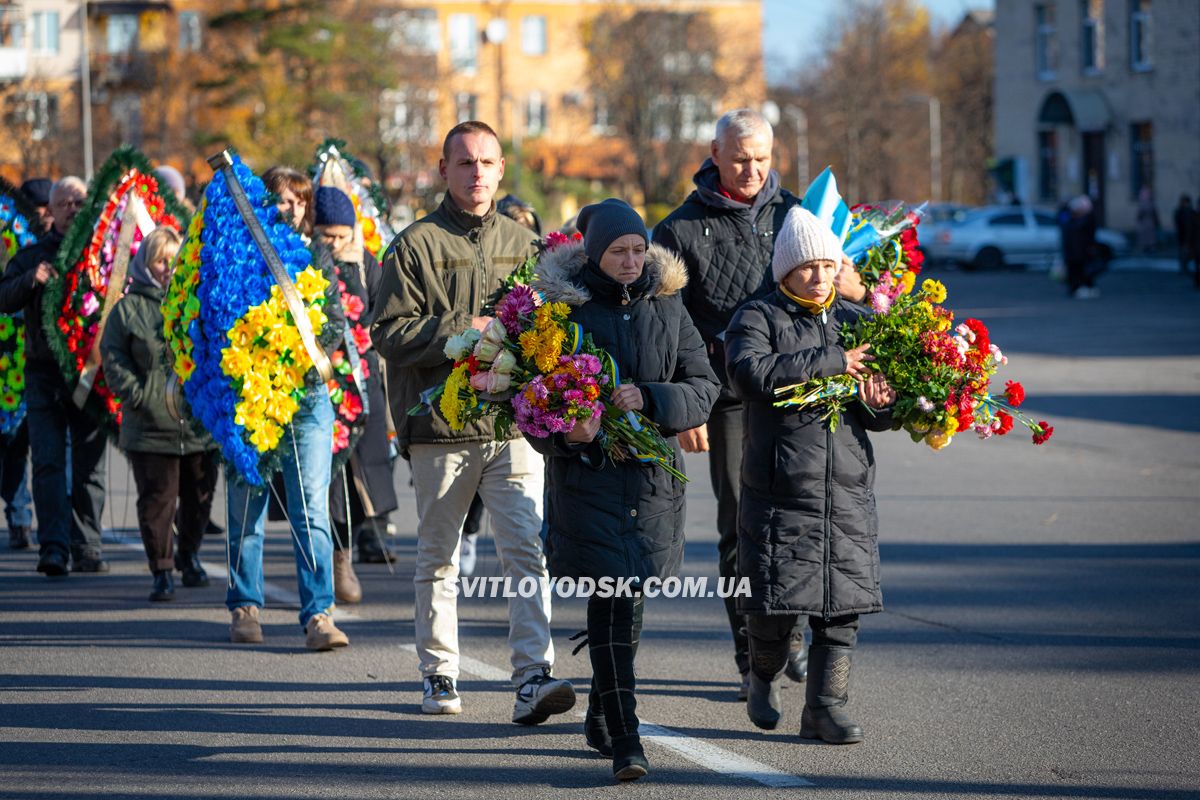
[925,430,953,450]
[921,279,947,304]
[900,271,916,295]
[294,266,330,300]
[439,363,474,430]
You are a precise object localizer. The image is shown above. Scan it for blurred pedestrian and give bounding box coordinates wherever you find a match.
[1063,195,1100,299]
[313,186,398,604]
[1172,195,1196,274]
[725,207,896,745]
[100,227,218,601]
[1136,186,1159,254]
[221,166,350,651]
[652,108,813,699]
[0,177,109,577]
[528,199,718,779]
[372,121,574,722]
[1,419,32,549]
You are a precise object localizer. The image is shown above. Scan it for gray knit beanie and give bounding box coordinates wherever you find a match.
[576,198,647,264]
[771,207,844,283]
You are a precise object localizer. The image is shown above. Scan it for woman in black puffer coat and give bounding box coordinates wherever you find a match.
[528,199,718,782]
[726,207,895,745]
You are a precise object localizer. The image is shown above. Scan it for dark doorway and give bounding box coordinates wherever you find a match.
[1082,131,1106,225]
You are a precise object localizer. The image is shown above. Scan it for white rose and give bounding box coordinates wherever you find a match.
[492,349,517,375]
[481,318,509,345]
[444,330,477,361]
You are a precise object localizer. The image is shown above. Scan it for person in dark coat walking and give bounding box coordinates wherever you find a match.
[313,187,399,604]
[100,227,219,601]
[528,199,719,780]
[652,110,865,696]
[1062,195,1100,299]
[726,207,896,745]
[0,177,110,577]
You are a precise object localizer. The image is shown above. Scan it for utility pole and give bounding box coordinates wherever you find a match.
[79,0,94,179]
[929,95,941,203]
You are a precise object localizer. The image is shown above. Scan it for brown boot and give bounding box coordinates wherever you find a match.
[333,549,362,604]
[230,606,263,643]
[306,613,349,651]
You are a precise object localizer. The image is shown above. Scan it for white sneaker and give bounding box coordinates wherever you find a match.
[422,675,462,714]
[512,669,576,725]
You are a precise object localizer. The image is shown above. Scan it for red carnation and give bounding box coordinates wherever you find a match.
[996,411,1014,435]
[1005,380,1025,408]
[1032,422,1054,445]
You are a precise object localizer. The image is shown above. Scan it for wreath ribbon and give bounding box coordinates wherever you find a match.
[72,192,155,409]
[206,150,334,384]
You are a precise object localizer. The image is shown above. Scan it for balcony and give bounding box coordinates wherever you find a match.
[0,46,28,81]
[91,51,156,88]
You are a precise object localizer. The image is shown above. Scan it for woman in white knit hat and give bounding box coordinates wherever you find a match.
[723,206,896,745]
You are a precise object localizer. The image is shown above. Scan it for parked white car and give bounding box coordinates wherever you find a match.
[923,205,1127,271]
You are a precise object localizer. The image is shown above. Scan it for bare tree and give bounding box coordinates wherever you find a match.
[584,9,751,207]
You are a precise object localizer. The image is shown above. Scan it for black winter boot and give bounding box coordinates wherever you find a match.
[785,629,809,683]
[356,519,394,564]
[149,570,175,602]
[584,686,613,756]
[588,596,647,781]
[799,645,863,744]
[747,624,789,730]
[176,551,210,588]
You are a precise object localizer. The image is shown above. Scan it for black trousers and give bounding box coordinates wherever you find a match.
[25,366,107,562]
[128,450,219,572]
[707,398,749,672]
[587,593,645,740]
[746,613,859,679]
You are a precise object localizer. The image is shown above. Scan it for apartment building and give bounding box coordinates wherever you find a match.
[993,0,1200,230]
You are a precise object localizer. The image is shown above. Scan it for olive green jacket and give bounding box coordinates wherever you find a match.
[99,282,215,455]
[371,196,537,454]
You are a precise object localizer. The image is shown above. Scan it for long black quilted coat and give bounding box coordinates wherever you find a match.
[526,241,719,583]
[725,291,893,618]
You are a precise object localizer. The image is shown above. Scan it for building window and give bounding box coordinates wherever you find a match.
[1129,0,1152,71]
[31,11,59,54]
[525,91,546,135]
[13,91,58,141]
[592,97,614,135]
[521,16,546,56]
[107,14,139,55]
[1081,0,1104,74]
[381,87,439,147]
[1038,130,1058,202]
[454,92,477,123]
[178,11,202,52]
[1034,3,1058,80]
[380,9,440,55]
[0,8,25,49]
[448,14,477,73]
[1130,122,1153,199]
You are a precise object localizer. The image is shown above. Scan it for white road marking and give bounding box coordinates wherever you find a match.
[113,536,812,788]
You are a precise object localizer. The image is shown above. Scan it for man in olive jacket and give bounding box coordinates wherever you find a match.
[372,121,575,724]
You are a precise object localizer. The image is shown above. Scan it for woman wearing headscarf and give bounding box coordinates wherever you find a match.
[527,199,719,781]
[100,227,220,601]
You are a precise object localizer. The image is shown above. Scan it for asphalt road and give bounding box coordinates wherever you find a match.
[2,266,1198,800]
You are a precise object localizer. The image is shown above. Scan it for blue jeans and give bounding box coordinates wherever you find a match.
[25,366,106,561]
[1,421,33,528]
[225,388,336,628]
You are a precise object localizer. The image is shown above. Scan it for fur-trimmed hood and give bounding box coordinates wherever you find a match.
[530,240,688,306]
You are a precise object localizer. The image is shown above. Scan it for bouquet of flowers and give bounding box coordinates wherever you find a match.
[163,153,332,486]
[773,278,1054,448]
[800,167,926,303]
[312,139,393,261]
[845,202,926,305]
[0,179,39,435]
[415,234,687,481]
[42,147,188,436]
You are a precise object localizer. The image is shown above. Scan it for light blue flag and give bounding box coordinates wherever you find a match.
[801,167,882,263]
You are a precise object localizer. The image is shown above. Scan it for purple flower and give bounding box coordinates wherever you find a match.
[496,285,538,337]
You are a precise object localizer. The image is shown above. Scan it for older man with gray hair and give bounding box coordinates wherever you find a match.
[0,176,110,577]
[654,109,867,699]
